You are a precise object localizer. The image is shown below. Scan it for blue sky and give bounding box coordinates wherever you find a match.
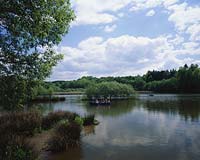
[50,0,200,80]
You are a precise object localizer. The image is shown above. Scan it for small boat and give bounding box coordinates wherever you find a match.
[90,98,111,105]
[90,101,111,105]
[149,94,154,97]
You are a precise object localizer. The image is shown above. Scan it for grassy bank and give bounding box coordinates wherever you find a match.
[0,111,98,160]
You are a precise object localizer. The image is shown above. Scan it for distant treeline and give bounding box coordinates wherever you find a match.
[42,64,200,93]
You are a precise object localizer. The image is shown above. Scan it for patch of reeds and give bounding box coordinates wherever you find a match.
[42,111,78,129]
[0,111,42,136]
[47,121,81,152]
[32,96,66,103]
[83,114,95,126]
[0,111,42,160]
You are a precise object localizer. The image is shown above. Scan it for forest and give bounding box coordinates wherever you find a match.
[41,64,200,94]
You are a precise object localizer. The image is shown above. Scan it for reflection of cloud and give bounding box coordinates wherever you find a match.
[112,136,154,146]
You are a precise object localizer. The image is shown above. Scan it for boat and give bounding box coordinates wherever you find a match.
[90,98,111,105]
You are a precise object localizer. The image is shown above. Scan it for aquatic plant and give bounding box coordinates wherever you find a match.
[42,111,77,129]
[47,121,81,152]
[0,111,42,136]
[0,111,42,160]
[83,114,95,126]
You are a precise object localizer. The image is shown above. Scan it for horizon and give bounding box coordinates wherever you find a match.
[49,0,200,81]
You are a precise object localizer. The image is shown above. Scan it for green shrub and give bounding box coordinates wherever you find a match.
[47,121,81,152]
[83,114,95,126]
[74,116,83,126]
[42,111,77,129]
[0,111,41,160]
[0,111,42,136]
[0,132,37,160]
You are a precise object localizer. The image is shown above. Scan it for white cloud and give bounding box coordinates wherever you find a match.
[48,0,200,80]
[118,13,124,18]
[104,24,117,33]
[146,9,155,16]
[50,35,174,80]
[71,0,180,26]
[186,24,200,41]
[72,0,132,26]
[130,0,179,12]
[167,3,200,31]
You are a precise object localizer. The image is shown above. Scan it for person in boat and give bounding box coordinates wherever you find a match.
[95,99,99,104]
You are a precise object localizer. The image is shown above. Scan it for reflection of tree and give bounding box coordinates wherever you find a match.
[47,147,83,160]
[141,98,200,121]
[29,103,54,115]
[83,125,96,136]
[83,99,136,117]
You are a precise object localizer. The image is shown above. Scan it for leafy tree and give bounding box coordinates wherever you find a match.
[0,0,75,109]
[177,64,200,92]
[85,81,135,99]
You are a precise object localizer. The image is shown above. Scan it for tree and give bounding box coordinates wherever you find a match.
[85,82,135,99]
[0,0,75,109]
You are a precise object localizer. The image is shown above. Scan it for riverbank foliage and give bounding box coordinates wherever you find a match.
[0,111,42,160]
[0,0,74,110]
[0,110,98,159]
[85,82,135,99]
[43,64,200,93]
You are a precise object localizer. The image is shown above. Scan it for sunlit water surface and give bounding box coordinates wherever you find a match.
[34,94,200,160]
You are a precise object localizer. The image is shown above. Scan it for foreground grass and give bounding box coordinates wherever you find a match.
[0,110,98,160]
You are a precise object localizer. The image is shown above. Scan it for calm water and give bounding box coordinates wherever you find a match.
[35,94,200,160]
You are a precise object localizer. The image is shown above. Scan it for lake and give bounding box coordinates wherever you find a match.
[35,94,200,160]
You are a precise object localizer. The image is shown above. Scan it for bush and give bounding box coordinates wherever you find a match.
[0,111,42,136]
[0,134,37,160]
[85,81,135,99]
[74,116,84,126]
[32,96,66,102]
[47,121,81,152]
[83,114,95,126]
[42,111,78,129]
[0,111,41,160]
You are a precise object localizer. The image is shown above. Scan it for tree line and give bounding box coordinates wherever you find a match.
[44,64,200,94]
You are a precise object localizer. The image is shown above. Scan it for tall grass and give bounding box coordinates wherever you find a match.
[0,111,42,160]
[42,111,78,129]
[47,121,81,152]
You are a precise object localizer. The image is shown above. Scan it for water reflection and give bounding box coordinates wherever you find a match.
[83,99,136,117]
[32,94,200,160]
[139,94,200,121]
[47,147,83,160]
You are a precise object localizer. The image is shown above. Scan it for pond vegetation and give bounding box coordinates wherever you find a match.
[0,110,98,160]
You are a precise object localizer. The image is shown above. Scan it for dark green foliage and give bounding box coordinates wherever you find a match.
[0,0,74,109]
[42,111,78,129]
[146,78,178,93]
[43,64,200,93]
[0,111,42,136]
[177,64,200,93]
[83,114,95,126]
[47,121,81,152]
[0,76,26,110]
[85,81,135,99]
[0,111,42,160]
[145,69,177,82]
[0,134,36,160]
[32,96,65,103]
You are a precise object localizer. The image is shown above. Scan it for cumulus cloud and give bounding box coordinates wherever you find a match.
[104,24,117,33]
[130,0,179,11]
[48,0,200,80]
[167,3,200,31]
[49,35,190,80]
[71,0,180,26]
[146,9,155,16]
[72,0,132,26]
[186,24,200,41]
